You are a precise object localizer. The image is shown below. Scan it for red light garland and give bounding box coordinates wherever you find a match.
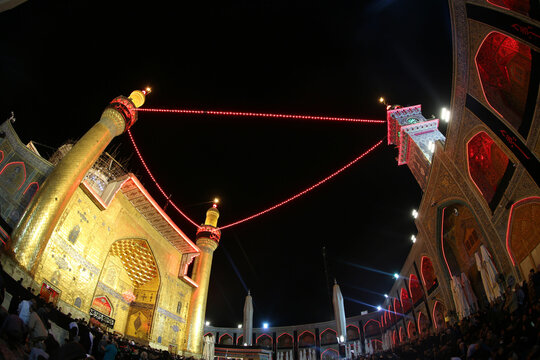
[219,139,383,230]
[128,129,383,230]
[127,129,200,228]
[136,108,385,124]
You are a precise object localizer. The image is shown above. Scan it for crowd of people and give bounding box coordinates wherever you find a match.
[0,265,191,360]
[358,269,540,359]
[3,260,540,360]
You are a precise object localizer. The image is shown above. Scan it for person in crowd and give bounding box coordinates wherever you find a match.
[102,337,118,360]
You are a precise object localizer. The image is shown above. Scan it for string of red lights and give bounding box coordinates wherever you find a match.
[128,128,383,230]
[127,129,201,228]
[219,139,383,229]
[136,108,386,124]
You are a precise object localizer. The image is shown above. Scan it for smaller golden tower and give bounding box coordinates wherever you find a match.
[185,202,221,357]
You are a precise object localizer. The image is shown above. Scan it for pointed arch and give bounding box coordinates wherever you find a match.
[475,31,532,132]
[236,334,244,345]
[432,300,446,330]
[399,327,406,343]
[363,319,381,337]
[0,161,27,192]
[256,333,272,348]
[298,330,315,347]
[277,332,293,348]
[506,196,540,270]
[321,348,339,360]
[401,287,412,313]
[320,328,337,345]
[219,333,233,345]
[421,256,438,292]
[20,181,39,208]
[346,324,360,340]
[409,274,422,304]
[407,321,416,339]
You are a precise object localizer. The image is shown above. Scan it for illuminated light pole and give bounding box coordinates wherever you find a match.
[185,203,221,357]
[10,89,147,273]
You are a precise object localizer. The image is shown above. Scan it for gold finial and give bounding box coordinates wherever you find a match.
[128,87,151,108]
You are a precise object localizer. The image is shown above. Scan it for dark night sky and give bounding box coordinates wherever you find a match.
[0,1,452,326]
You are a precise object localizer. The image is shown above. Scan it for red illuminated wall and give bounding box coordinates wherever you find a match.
[487,0,530,16]
[476,32,532,131]
[394,298,402,319]
[467,132,510,205]
[401,288,412,313]
[409,274,423,304]
[421,256,438,292]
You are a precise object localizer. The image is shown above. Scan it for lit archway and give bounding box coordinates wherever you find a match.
[363,319,381,338]
[256,333,272,348]
[400,288,412,313]
[467,131,512,207]
[219,333,233,345]
[409,274,422,305]
[321,348,339,360]
[417,312,429,335]
[506,197,540,277]
[346,325,360,340]
[440,203,498,304]
[0,161,27,193]
[320,328,337,345]
[407,321,417,339]
[298,330,315,347]
[475,31,532,131]
[94,238,160,342]
[421,256,438,293]
[432,301,446,331]
[277,333,293,349]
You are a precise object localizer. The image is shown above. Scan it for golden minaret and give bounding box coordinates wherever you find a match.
[10,89,148,273]
[185,203,221,357]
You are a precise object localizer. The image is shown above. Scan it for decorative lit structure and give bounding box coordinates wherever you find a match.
[381,0,539,348]
[0,90,202,354]
[184,204,221,356]
[387,104,446,190]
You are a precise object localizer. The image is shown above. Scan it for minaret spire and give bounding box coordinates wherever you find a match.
[185,200,221,357]
[10,89,147,272]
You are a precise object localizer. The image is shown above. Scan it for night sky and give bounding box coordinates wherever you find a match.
[0,1,452,327]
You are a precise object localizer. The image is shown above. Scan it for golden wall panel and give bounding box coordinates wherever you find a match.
[27,184,195,352]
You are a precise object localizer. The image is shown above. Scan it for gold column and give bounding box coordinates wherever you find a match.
[185,206,221,356]
[10,91,146,273]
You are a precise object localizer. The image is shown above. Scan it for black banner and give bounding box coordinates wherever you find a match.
[89,308,115,328]
[467,4,540,49]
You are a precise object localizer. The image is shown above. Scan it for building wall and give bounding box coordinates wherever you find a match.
[0,121,52,234]
[0,121,196,352]
[379,0,540,345]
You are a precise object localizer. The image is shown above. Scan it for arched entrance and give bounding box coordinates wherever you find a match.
[92,239,160,343]
[440,203,499,305]
[506,197,540,278]
[432,301,446,331]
